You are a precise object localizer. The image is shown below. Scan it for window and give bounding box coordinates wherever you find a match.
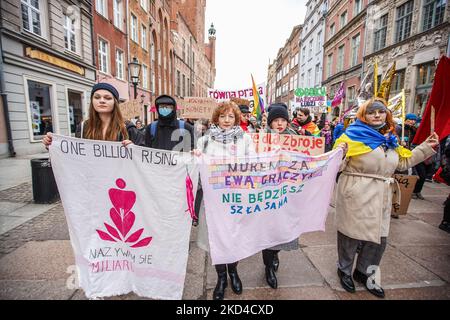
[140,0,148,12]
[417,62,436,86]
[347,86,356,106]
[142,64,148,89]
[27,80,54,140]
[21,0,45,37]
[64,15,76,52]
[391,69,405,94]
[301,73,305,87]
[395,0,413,43]
[115,49,124,80]
[315,63,320,86]
[307,69,312,87]
[354,0,362,16]
[182,74,186,97]
[291,57,295,69]
[294,73,298,88]
[337,45,345,72]
[329,23,335,38]
[327,54,333,77]
[96,0,107,18]
[373,14,388,52]
[131,14,138,42]
[113,0,123,30]
[151,71,155,93]
[302,46,306,64]
[340,11,347,29]
[309,39,313,59]
[316,31,322,52]
[351,34,360,67]
[141,25,147,49]
[290,76,294,91]
[67,90,83,136]
[422,0,446,31]
[176,70,181,96]
[98,39,109,73]
[182,38,186,62]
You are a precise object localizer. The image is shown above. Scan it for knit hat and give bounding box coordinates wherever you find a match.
[91,83,119,101]
[155,95,177,107]
[267,103,289,126]
[239,105,250,113]
[405,113,418,121]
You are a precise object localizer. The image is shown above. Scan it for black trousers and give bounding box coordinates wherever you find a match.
[444,194,450,223]
[337,231,387,276]
[262,249,280,267]
[413,162,432,193]
[215,262,238,274]
[194,186,203,220]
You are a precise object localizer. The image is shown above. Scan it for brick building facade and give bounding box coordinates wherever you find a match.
[322,0,368,115]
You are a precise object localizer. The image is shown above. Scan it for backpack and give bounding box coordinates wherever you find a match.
[149,120,185,138]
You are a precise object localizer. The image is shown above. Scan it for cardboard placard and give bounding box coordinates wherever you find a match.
[178,97,217,119]
[249,133,325,156]
[119,100,141,120]
[391,174,419,215]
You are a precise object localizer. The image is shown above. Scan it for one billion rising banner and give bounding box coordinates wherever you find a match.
[199,148,343,265]
[49,135,197,299]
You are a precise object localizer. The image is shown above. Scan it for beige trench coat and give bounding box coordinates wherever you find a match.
[336,142,435,244]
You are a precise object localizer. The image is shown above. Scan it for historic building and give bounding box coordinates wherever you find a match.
[298,0,328,89]
[170,0,215,100]
[322,0,368,115]
[362,0,450,115]
[268,25,302,114]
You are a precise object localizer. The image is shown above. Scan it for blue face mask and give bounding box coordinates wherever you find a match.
[158,107,173,117]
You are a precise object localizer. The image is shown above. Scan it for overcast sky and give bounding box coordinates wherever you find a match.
[205,0,307,90]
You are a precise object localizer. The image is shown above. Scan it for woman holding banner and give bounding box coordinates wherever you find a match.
[334,98,439,298]
[42,83,140,147]
[194,101,254,300]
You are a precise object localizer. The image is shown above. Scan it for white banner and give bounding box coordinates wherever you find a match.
[199,148,342,265]
[49,135,197,299]
[208,83,266,106]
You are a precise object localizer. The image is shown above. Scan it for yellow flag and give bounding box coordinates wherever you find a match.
[377,62,396,101]
[374,59,378,95]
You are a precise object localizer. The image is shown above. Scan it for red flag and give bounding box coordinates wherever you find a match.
[413,56,450,144]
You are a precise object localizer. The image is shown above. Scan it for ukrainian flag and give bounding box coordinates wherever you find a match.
[334,120,412,158]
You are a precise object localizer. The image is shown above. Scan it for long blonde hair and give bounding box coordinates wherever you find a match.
[84,99,128,141]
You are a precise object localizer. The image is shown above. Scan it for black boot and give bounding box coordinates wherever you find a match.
[273,252,279,272]
[213,266,227,300]
[337,269,355,293]
[353,269,385,298]
[265,266,278,289]
[227,263,242,294]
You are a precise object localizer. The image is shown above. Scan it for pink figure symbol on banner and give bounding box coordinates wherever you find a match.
[96,179,152,248]
[185,171,197,220]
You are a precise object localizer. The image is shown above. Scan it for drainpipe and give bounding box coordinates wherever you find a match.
[0,9,16,157]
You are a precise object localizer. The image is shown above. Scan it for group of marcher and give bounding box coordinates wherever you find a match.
[42,83,448,300]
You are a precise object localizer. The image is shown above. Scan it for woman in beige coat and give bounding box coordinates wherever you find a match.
[334,98,439,298]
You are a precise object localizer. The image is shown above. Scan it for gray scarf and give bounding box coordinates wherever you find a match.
[208,124,244,144]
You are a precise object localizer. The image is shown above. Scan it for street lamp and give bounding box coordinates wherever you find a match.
[128,57,141,99]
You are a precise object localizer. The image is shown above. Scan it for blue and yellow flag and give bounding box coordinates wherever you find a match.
[334,119,412,158]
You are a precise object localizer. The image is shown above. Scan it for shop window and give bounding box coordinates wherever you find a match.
[27,80,53,140]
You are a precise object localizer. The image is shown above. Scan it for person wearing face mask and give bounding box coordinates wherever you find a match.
[193,101,255,300]
[334,98,439,298]
[144,95,194,151]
